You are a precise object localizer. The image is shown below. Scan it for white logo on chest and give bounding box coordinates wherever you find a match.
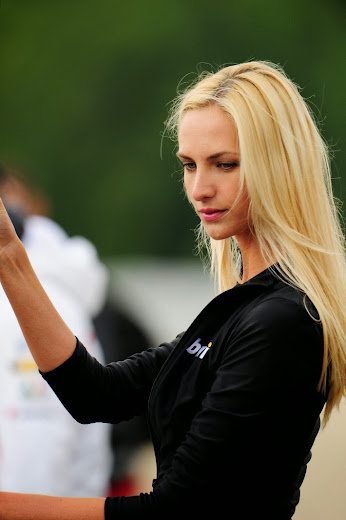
[186,338,212,359]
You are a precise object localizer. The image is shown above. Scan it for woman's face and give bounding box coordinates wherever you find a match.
[177,104,252,245]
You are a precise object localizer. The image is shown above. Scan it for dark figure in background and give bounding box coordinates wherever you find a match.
[93,299,153,496]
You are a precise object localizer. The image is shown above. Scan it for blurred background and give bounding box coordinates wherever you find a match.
[0,0,345,518]
[0,0,345,260]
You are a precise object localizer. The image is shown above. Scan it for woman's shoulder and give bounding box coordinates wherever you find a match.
[247,280,319,327]
[224,282,324,377]
[232,282,323,361]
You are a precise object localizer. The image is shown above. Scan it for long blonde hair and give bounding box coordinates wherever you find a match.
[165,60,346,425]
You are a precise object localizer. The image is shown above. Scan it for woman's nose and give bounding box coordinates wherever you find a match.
[190,169,215,201]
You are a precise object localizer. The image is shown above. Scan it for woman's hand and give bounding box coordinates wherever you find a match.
[0,492,105,520]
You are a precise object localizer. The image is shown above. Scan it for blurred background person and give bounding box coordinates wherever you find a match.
[0,163,113,496]
[0,162,156,497]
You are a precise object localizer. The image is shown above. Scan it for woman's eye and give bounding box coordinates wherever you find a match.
[183,162,196,171]
[218,162,238,170]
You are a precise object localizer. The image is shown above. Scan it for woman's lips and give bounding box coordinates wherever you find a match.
[199,208,226,222]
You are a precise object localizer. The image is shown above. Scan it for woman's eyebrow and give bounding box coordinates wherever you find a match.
[176,152,192,160]
[208,151,240,159]
[176,151,240,160]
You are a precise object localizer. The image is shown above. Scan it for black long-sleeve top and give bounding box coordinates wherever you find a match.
[41,267,326,519]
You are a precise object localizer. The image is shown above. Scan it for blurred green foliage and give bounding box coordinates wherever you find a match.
[0,0,345,257]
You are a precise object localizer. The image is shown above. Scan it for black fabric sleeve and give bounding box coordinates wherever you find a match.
[105,297,324,517]
[40,334,182,424]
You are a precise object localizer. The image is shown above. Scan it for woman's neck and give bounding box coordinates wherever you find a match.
[238,237,274,283]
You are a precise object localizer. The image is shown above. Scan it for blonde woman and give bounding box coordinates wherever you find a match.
[0,61,345,519]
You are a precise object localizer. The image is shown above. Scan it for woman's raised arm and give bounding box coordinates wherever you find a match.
[0,199,77,372]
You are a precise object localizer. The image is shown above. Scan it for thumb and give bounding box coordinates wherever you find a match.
[0,197,21,239]
[0,197,10,218]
